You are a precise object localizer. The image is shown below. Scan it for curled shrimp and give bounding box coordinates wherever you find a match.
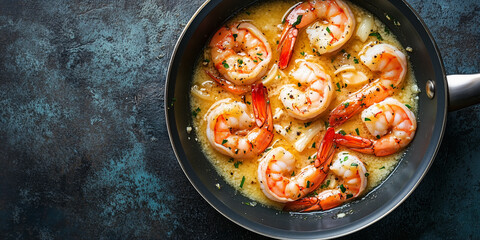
[280,61,334,120]
[329,43,408,127]
[334,97,416,156]
[207,22,273,94]
[258,127,336,203]
[206,83,273,159]
[283,151,367,212]
[278,0,355,69]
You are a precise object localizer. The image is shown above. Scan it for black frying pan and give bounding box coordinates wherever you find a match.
[165,0,480,238]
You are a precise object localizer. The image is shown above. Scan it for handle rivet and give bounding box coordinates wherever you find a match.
[426,80,435,99]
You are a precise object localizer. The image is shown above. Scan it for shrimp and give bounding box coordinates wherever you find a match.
[329,43,408,127]
[258,127,336,203]
[280,61,334,120]
[208,22,273,94]
[206,83,273,159]
[278,0,355,69]
[334,98,416,156]
[283,151,367,212]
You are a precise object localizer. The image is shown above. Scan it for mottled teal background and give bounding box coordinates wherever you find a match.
[0,0,479,239]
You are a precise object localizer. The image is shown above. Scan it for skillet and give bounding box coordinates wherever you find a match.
[165,0,480,238]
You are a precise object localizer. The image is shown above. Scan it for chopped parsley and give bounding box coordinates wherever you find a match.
[300,51,305,56]
[256,53,263,56]
[234,161,242,168]
[291,171,295,177]
[346,193,354,199]
[264,147,271,153]
[365,173,370,177]
[405,104,412,109]
[237,59,243,65]
[339,184,346,193]
[240,176,246,188]
[376,135,381,139]
[192,107,201,117]
[344,102,349,108]
[353,58,359,64]
[351,163,358,166]
[306,180,311,188]
[379,166,385,170]
[326,26,332,34]
[222,60,229,68]
[336,82,341,92]
[233,33,238,41]
[355,128,360,135]
[292,15,303,27]
[298,82,302,87]
[369,32,384,41]
[221,139,228,145]
[312,142,316,148]
[338,130,347,136]
[364,117,371,121]
[384,26,390,34]
[304,122,312,128]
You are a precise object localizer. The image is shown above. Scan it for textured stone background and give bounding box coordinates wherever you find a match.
[0,0,479,239]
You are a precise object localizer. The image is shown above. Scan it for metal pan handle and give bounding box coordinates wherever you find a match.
[447,73,480,111]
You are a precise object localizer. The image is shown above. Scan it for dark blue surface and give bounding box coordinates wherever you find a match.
[0,0,479,239]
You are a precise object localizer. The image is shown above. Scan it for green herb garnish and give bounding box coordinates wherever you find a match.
[292,15,303,27]
[355,128,360,135]
[369,32,384,41]
[192,107,201,117]
[234,161,242,168]
[222,60,229,68]
[240,176,246,188]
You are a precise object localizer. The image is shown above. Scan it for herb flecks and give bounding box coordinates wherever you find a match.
[192,107,201,117]
[222,60,229,69]
[292,15,303,27]
[369,32,384,41]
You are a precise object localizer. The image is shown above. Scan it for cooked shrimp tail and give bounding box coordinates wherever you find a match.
[278,26,298,69]
[334,134,375,154]
[315,127,336,168]
[206,70,251,95]
[282,196,321,212]
[283,190,345,212]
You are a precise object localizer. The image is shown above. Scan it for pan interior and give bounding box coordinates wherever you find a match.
[165,0,446,238]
